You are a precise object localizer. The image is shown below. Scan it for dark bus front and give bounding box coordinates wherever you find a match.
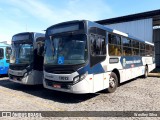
[9,32,44,85]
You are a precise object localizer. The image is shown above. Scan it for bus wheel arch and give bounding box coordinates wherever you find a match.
[112,69,120,85]
[107,69,120,93]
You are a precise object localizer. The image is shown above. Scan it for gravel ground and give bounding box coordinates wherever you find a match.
[0,76,160,120]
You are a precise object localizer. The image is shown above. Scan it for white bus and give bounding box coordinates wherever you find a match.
[9,32,45,85]
[43,20,155,93]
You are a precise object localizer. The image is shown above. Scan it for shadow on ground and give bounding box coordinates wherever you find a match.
[0,74,8,78]
[99,77,139,94]
[0,76,145,102]
[0,78,98,104]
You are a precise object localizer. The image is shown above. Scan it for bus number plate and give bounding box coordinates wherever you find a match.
[53,84,61,88]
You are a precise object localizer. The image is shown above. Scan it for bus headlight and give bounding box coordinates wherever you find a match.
[73,72,88,84]
[24,73,28,77]
[80,71,88,80]
[73,76,79,83]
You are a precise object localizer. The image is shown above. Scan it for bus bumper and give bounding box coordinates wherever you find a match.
[43,78,93,94]
[8,69,43,85]
[9,73,34,85]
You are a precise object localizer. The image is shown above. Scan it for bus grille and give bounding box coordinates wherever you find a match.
[46,68,75,74]
[9,65,28,70]
[9,74,23,81]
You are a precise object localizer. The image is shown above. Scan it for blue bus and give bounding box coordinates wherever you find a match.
[43,20,155,94]
[0,42,11,75]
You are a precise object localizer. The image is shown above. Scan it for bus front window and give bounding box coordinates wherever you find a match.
[44,34,88,65]
[10,43,33,64]
[6,47,11,60]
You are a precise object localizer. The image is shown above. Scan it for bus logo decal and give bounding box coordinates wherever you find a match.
[58,56,64,64]
[59,76,69,80]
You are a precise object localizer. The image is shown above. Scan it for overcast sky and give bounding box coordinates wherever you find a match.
[0,0,160,44]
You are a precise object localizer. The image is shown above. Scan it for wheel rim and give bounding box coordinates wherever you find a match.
[109,77,116,88]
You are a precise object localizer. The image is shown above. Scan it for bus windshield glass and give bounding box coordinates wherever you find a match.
[10,43,33,64]
[44,34,88,65]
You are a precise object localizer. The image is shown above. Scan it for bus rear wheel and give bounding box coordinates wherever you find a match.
[143,66,148,78]
[107,72,118,93]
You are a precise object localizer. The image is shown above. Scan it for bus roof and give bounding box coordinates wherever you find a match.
[46,20,154,45]
[0,42,10,47]
[12,32,44,37]
[12,32,45,43]
[46,20,81,30]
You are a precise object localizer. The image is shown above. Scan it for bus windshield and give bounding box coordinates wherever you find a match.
[44,34,88,65]
[10,43,33,64]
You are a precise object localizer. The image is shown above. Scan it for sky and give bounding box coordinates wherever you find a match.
[0,0,160,44]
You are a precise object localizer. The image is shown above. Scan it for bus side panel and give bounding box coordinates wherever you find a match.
[101,60,110,90]
[4,47,9,74]
[131,67,143,78]
[0,47,9,75]
[93,73,104,92]
[0,59,5,74]
[119,69,126,83]
[103,72,110,90]
[142,57,155,72]
[0,66,9,74]
[148,64,156,72]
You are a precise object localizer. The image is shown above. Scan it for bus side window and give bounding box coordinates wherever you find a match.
[0,48,4,59]
[90,34,106,56]
[122,37,132,56]
[132,40,140,56]
[140,42,145,56]
[145,44,153,56]
[90,34,96,56]
[108,33,121,56]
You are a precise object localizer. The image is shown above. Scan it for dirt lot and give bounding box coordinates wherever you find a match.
[0,76,160,120]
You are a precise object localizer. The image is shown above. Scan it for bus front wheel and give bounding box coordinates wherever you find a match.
[107,72,118,93]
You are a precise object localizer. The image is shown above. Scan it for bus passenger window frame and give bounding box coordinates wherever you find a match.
[140,42,145,56]
[0,48,4,59]
[131,39,140,56]
[122,37,132,56]
[108,33,122,56]
[145,44,153,57]
[89,27,106,67]
[90,34,106,56]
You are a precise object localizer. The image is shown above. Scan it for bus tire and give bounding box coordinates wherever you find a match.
[107,72,118,93]
[143,66,148,78]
